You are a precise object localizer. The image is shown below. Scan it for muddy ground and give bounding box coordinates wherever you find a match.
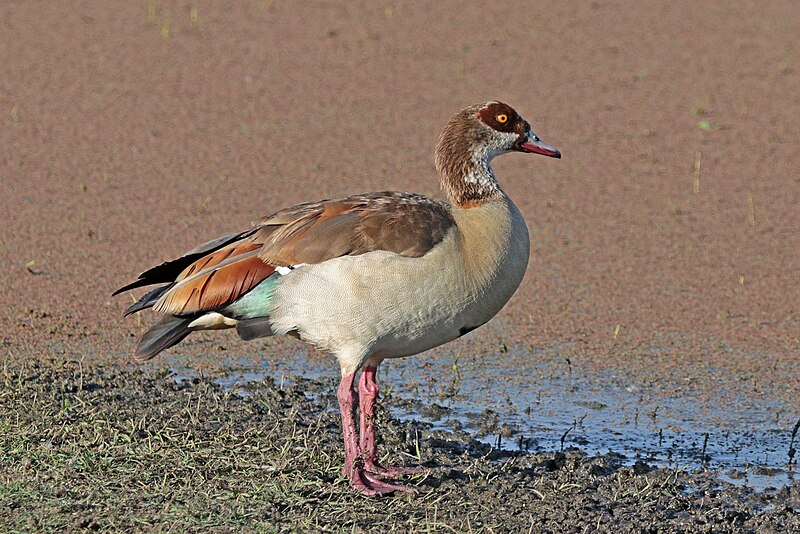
[1,1,799,532]
[1,354,798,533]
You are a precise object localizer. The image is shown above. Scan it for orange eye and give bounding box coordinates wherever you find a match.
[496,114,508,124]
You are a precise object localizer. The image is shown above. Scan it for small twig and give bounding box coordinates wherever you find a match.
[78,355,85,393]
[788,418,800,465]
[701,432,709,465]
[693,151,702,194]
[560,420,576,451]
[747,195,756,231]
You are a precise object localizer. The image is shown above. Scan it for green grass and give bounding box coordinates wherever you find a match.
[0,358,463,531]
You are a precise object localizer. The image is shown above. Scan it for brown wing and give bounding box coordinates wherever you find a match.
[120,191,454,317]
[252,191,455,266]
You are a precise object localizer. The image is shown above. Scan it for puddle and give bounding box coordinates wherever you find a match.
[164,341,799,492]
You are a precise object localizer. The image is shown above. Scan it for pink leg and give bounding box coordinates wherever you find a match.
[358,366,380,466]
[337,372,360,479]
[359,366,429,479]
[337,371,409,495]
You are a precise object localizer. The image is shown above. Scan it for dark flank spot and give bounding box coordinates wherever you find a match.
[459,325,478,337]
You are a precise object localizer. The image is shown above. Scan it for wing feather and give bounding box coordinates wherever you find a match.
[254,192,455,266]
[154,249,276,315]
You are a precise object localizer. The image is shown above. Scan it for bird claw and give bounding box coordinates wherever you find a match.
[364,460,430,478]
[349,467,415,495]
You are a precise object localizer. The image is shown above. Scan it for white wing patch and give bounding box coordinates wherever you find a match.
[276,264,307,276]
[188,312,238,330]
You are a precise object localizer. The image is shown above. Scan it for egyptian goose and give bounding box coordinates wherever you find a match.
[115,102,560,495]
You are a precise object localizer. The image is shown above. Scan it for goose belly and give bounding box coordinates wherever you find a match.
[268,200,530,360]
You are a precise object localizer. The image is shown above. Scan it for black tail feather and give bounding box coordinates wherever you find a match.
[122,285,172,317]
[135,315,197,361]
[112,230,254,296]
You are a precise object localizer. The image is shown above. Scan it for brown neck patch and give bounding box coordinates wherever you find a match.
[458,198,490,209]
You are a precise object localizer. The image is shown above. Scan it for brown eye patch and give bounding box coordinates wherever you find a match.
[478,102,519,133]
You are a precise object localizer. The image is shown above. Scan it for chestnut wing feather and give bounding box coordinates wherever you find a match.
[154,248,277,315]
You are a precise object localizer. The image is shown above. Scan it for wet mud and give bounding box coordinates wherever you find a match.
[2,355,797,532]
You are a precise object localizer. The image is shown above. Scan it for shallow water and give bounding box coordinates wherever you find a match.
[167,338,799,492]
[381,350,798,492]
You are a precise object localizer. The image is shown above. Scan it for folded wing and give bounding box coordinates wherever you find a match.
[118,191,455,319]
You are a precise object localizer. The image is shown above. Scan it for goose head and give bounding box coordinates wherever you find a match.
[436,101,560,206]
